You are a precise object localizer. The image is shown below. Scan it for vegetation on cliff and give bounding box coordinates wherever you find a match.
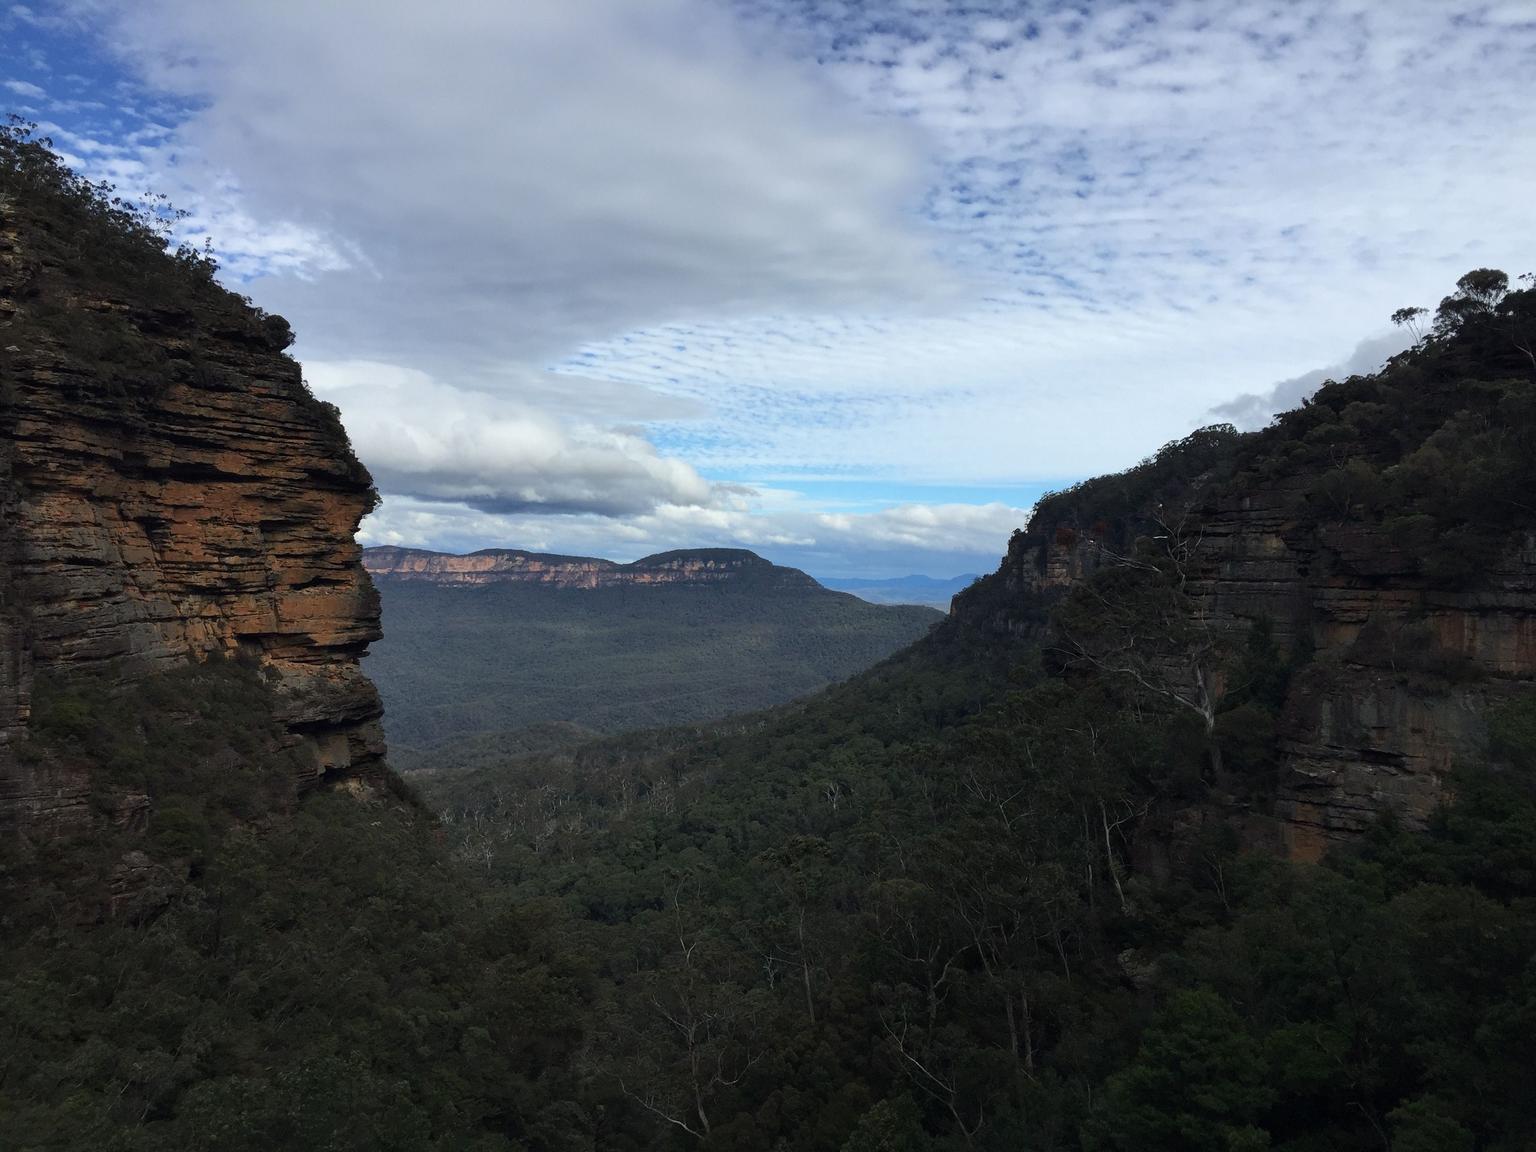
[0,116,367,499]
[1000,265,1536,588]
[1,663,588,1150]
[1,116,273,398]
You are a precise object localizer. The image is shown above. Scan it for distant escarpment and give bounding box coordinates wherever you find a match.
[953,270,1536,859]
[364,544,820,591]
[1,126,384,833]
[363,546,941,746]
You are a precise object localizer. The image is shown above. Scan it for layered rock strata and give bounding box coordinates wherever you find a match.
[0,196,385,831]
[954,481,1536,860]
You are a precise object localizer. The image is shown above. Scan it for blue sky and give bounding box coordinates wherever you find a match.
[5,1,1536,578]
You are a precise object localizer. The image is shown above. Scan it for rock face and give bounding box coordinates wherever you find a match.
[953,470,1536,861]
[365,545,821,592]
[0,188,385,832]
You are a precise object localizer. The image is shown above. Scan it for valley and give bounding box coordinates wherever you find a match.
[4,44,1536,1152]
[363,546,941,749]
[818,572,981,610]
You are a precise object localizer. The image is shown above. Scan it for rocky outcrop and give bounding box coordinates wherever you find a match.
[954,464,1536,861]
[365,545,821,592]
[0,191,385,832]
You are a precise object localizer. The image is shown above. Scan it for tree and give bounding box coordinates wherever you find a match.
[842,1097,933,1152]
[606,880,764,1141]
[1433,268,1509,337]
[1391,305,1429,344]
[1094,990,1273,1152]
[748,835,833,1024]
[1056,503,1230,776]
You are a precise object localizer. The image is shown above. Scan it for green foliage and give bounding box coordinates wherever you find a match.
[990,269,1536,604]
[1488,696,1536,772]
[1,115,218,284]
[0,118,305,415]
[1095,990,1273,1152]
[0,663,591,1151]
[1388,1098,1474,1152]
[1028,423,1244,555]
[841,1098,932,1152]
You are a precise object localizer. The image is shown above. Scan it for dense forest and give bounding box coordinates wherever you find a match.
[6,120,1536,1150]
[366,573,939,749]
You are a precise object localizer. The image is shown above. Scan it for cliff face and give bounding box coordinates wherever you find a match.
[0,180,385,833]
[954,361,1536,861]
[365,545,821,591]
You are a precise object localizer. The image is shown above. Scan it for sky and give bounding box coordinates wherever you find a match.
[4,1,1535,579]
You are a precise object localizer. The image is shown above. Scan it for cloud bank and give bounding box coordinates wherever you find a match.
[82,0,946,365]
[358,494,1030,581]
[1210,332,1414,431]
[10,0,1535,573]
[306,362,718,517]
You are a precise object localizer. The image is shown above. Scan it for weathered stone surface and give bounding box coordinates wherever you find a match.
[109,849,184,922]
[954,481,1536,860]
[0,201,385,831]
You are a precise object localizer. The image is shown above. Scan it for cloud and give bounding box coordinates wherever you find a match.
[1210,331,1415,430]
[357,493,1027,579]
[4,78,45,98]
[307,361,718,517]
[806,501,1027,557]
[79,0,947,368]
[7,5,70,31]
[554,0,1536,479]
[34,0,1536,571]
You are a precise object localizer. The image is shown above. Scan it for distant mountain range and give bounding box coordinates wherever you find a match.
[819,572,981,609]
[363,544,818,590]
[362,546,941,747]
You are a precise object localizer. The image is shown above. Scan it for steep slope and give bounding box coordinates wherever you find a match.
[1,125,384,832]
[364,548,941,746]
[952,273,1536,857]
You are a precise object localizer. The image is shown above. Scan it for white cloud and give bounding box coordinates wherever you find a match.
[549,0,1536,481]
[357,493,1027,579]
[307,361,718,517]
[80,0,948,366]
[36,0,1536,572]
[4,78,45,98]
[1210,331,1415,430]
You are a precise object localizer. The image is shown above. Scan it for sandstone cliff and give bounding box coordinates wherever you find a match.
[0,149,385,832]
[365,545,821,592]
[953,324,1536,860]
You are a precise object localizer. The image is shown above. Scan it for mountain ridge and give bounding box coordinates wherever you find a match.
[364,548,941,746]
[821,571,981,608]
[363,543,822,591]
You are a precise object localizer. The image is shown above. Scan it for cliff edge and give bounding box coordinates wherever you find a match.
[952,270,1536,860]
[0,125,384,832]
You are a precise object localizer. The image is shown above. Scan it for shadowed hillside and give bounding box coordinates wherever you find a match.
[403,268,1536,1152]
